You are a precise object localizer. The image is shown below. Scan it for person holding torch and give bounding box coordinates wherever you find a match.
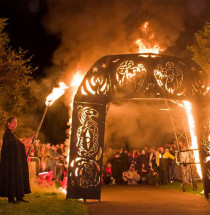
[0,117,36,203]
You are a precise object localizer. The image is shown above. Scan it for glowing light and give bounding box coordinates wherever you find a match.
[45,82,69,106]
[66,149,70,164]
[86,79,96,95]
[70,158,74,167]
[59,187,67,194]
[71,71,84,87]
[75,167,79,176]
[100,81,107,92]
[141,21,149,32]
[67,71,85,165]
[81,86,88,95]
[183,101,202,178]
[136,39,163,54]
[136,21,164,54]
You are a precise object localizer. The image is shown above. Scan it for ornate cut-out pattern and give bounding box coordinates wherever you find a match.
[115,60,146,92]
[192,70,208,95]
[201,118,210,164]
[70,159,100,188]
[154,62,183,94]
[81,63,110,95]
[76,106,99,158]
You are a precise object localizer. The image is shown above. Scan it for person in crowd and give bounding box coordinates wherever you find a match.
[57,143,65,156]
[128,149,138,169]
[57,143,65,164]
[47,143,60,179]
[0,117,35,203]
[112,150,124,184]
[168,146,175,182]
[123,149,129,171]
[144,146,150,160]
[157,147,175,185]
[55,144,60,150]
[139,149,149,170]
[179,146,192,184]
[37,161,53,187]
[103,162,113,184]
[33,140,41,157]
[148,165,159,186]
[39,145,47,160]
[139,163,149,184]
[60,165,68,190]
[122,164,140,185]
[149,147,158,170]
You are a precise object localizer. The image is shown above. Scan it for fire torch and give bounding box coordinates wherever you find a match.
[27,82,69,157]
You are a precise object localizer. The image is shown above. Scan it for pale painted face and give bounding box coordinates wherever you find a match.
[8,118,17,131]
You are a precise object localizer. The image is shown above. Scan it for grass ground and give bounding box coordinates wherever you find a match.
[161,180,204,196]
[0,180,204,214]
[0,184,87,215]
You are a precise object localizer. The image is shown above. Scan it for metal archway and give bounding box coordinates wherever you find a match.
[67,53,210,200]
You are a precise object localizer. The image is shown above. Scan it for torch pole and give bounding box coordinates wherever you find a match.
[27,105,50,157]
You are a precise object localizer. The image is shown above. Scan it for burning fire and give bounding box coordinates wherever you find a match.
[66,71,85,163]
[71,71,84,88]
[136,21,164,54]
[69,70,84,115]
[59,72,84,195]
[183,101,202,178]
[45,82,69,106]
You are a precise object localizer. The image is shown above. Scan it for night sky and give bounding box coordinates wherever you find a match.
[0,0,67,144]
[0,0,57,78]
[0,0,210,144]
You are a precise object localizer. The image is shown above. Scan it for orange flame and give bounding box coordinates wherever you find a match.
[136,39,163,54]
[71,71,84,88]
[141,21,149,32]
[136,21,164,54]
[66,71,85,164]
[183,101,202,179]
[45,82,69,106]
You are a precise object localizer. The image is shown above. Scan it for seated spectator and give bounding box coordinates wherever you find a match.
[60,165,68,190]
[139,163,149,184]
[103,162,113,184]
[148,166,159,186]
[37,161,53,187]
[122,164,140,185]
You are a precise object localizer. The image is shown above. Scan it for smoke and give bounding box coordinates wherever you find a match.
[42,0,186,82]
[35,0,188,143]
[104,101,182,150]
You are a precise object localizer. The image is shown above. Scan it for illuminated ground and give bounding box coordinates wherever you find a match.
[86,185,210,215]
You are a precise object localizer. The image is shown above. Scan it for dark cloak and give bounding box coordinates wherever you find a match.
[0,128,31,198]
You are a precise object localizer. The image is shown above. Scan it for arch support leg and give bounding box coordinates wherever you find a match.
[66,102,106,200]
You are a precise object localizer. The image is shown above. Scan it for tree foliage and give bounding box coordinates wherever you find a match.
[0,18,35,132]
[187,22,210,74]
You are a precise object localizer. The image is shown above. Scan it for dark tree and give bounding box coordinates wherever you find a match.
[187,22,210,74]
[0,18,36,133]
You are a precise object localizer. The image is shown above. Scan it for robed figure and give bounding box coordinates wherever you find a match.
[0,117,34,203]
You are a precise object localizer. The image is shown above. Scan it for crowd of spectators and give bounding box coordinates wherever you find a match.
[0,137,195,188]
[26,140,69,188]
[102,140,194,186]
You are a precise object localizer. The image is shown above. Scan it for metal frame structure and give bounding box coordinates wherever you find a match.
[67,53,210,200]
